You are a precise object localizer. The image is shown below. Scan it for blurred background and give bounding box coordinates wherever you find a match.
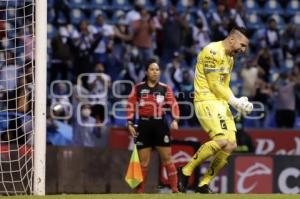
[44,0,300,145]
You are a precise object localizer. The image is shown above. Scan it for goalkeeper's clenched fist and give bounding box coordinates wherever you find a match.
[228,96,253,115]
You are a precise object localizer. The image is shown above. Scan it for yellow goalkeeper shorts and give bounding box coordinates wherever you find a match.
[194,100,237,142]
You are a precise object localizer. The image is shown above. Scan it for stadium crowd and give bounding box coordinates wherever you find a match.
[44,0,300,146]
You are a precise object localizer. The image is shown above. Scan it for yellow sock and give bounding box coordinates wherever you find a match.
[182,140,221,176]
[199,150,230,187]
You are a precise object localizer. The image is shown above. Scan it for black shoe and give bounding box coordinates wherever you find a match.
[177,167,189,193]
[195,184,214,194]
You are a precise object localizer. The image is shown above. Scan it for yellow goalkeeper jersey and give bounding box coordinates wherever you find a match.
[194,41,234,102]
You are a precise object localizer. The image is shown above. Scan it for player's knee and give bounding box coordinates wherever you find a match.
[214,139,229,148]
[224,142,237,153]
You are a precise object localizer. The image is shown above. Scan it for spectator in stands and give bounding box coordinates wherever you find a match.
[72,84,90,120]
[177,68,198,127]
[253,72,273,128]
[72,20,96,78]
[0,51,21,90]
[261,18,283,68]
[102,39,123,81]
[293,62,300,116]
[254,47,275,82]
[53,0,70,25]
[126,1,142,27]
[192,16,211,54]
[152,8,167,57]
[73,104,100,147]
[23,26,35,62]
[180,12,194,66]
[51,26,73,82]
[196,0,212,32]
[90,13,114,63]
[164,51,184,91]
[161,6,183,65]
[121,52,144,83]
[240,61,260,99]
[281,24,299,59]
[229,0,246,28]
[273,73,297,128]
[86,63,111,104]
[6,77,32,144]
[131,8,155,66]
[211,1,231,40]
[113,11,131,60]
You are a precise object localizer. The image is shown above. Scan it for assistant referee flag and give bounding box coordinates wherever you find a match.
[125,144,143,189]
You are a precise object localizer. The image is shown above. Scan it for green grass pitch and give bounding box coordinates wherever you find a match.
[7,194,300,199]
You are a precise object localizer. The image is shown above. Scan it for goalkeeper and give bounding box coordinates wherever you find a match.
[178,26,253,193]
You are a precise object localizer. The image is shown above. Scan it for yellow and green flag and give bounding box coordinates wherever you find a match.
[125,145,143,189]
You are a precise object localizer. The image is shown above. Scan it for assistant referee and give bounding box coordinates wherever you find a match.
[127,59,180,193]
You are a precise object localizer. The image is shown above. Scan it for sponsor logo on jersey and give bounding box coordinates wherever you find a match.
[140,89,150,94]
[156,95,165,104]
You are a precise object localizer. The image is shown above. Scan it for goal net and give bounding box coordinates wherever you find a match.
[0,0,46,196]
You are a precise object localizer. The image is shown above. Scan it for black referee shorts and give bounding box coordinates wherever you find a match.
[135,117,171,149]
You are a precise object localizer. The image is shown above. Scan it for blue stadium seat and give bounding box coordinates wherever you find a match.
[185,12,196,25]
[263,0,284,15]
[47,24,57,39]
[90,0,111,10]
[69,0,89,9]
[57,12,67,24]
[246,13,264,30]
[111,0,132,11]
[6,7,16,19]
[268,14,286,29]
[285,0,300,16]
[112,10,125,24]
[1,38,13,50]
[154,0,171,9]
[89,9,106,24]
[192,0,216,14]
[244,0,261,14]
[6,22,16,38]
[137,0,154,11]
[0,0,19,7]
[47,8,55,23]
[291,13,300,27]
[177,0,195,12]
[70,9,86,25]
[48,0,54,8]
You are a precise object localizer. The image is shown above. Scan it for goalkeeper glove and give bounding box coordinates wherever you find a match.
[228,96,253,115]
